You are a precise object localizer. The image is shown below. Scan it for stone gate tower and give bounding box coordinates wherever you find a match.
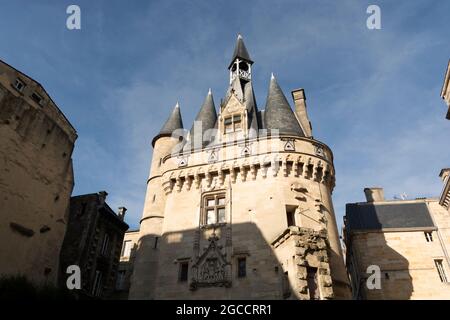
[129,35,351,299]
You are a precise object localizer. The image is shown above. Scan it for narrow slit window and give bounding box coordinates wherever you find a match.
[237,257,246,278]
[435,259,448,283]
[286,207,296,227]
[179,262,189,282]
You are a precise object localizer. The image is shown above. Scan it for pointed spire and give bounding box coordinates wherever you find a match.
[187,90,218,148]
[264,74,305,137]
[229,34,253,69]
[152,102,184,146]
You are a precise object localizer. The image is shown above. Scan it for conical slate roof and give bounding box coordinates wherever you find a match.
[264,74,304,137]
[228,34,253,69]
[152,103,183,146]
[187,89,218,148]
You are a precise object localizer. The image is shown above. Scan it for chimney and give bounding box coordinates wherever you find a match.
[364,187,384,202]
[98,191,108,205]
[118,207,127,221]
[291,88,312,137]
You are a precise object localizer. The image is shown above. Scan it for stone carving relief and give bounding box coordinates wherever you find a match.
[190,234,231,290]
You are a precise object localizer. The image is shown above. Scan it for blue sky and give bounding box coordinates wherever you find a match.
[1,0,449,230]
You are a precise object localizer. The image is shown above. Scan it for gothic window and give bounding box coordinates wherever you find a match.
[179,262,189,282]
[237,257,246,278]
[224,114,242,133]
[203,193,226,225]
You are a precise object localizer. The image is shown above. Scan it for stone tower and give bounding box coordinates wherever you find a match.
[129,35,351,299]
[0,59,77,285]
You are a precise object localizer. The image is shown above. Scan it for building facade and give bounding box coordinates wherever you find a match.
[129,35,351,300]
[114,229,140,299]
[0,59,77,286]
[59,192,129,299]
[344,187,450,299]
[441,60,450,120]
[440,169,450,213]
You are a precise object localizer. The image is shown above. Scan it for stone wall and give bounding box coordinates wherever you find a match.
[130,134,351,299]
[346,200,450,299]
[0,62,76,286]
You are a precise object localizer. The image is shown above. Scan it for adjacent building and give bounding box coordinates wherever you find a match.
[129,35,351,300]
[0,59,77,286]
[59,191,129,299]
[441,60,450,120]
[440,169,450,213]
[343,187,450,299]
[114,229,140,299]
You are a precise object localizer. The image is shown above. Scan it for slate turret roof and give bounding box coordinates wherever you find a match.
[264,74,305,137]
[152,102,183,146]
[228,34,253,69]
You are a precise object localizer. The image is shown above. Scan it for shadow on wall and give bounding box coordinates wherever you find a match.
[345,201,413,299]
[129,221,348,300]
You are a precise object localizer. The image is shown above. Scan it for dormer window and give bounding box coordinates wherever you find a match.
[14,78,25,92]
[224,114,242,134]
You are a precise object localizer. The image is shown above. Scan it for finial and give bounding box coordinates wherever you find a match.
[208,88,212,95]
[237,33,242,39]
[271,72,275,80]
[175,101,179,108]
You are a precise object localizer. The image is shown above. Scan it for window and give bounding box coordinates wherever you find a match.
[237,258,246,278]
[306,267,320,300]
[121,240,132,258]
[101,234,110,257]
[31,92,43,105]
[425,232,433,242]
[115,271,126,290]
[179,262,189,282]
[203,193,226,225]
[154,237,159,249]
[14,78,25,92]
[92,270,103,296]
[435,259,448,283]
[286,206,296,227]
[224,114,242,133]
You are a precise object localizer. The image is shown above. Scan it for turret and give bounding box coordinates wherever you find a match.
[185,90,217,150]
[264,73,305,137]
[129,102,184,299]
